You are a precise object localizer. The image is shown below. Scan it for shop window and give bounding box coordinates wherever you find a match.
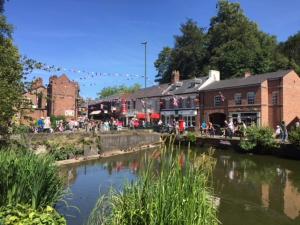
[247,92,255,104]
[214,96,221,106]
[272,91,279,105]
[234,93,242,105]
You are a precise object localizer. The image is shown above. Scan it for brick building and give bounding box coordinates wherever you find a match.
[22,74,80,123]
[47,74,80,118]
[199,70,300,129]
[22,78,48,123]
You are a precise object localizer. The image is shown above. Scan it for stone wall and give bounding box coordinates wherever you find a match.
[27,131,161,154]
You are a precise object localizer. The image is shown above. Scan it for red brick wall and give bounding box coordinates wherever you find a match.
[48,75,79,119]
[200,85,262,122]
[282,71,300,127]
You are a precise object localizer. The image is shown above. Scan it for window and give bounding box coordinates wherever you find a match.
[247,92,255,104]
[234,93,242,105]
[214,96,221,106]
[272,91,279,105]
[133,101,136,110]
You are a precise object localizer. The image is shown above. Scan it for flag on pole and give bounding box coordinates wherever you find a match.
[219,91,225,102]
[173,97,178,107]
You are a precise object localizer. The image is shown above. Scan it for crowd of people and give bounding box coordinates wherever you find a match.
[31,116,300,143]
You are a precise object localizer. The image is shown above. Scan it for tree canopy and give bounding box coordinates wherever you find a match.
[279,31,300,73]
[97,83,141,99]
[0,10,24,134]
[154,0,299,83]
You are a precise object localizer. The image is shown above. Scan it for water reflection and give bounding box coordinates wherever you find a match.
[57,148,300,225]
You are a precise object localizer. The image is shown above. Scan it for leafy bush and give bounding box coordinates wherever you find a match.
[0,204,66,225]
[0,149,65,209]
[186,132,197,143]
[47,143,84,160]
[87,149,219,225]
[50,115,66,129]
[240,126,278,152]
[12,125,32,134]
[289,127,300,147]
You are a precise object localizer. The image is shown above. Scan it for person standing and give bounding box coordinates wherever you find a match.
[280,121,288,143]
[37,117,45,133]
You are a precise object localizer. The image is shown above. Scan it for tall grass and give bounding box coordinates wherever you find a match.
[0,148,65,209]
[87,144,219,225]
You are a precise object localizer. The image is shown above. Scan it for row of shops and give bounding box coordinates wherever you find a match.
[88,70,300,130]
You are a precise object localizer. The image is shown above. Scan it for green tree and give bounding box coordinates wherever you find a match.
[279,31,300,73]
[154,47,172,83]
[172,19,208,79]
[97,83,141,98]
[207,0,290,79]
[0,11,23,134]
[155,19,207,83]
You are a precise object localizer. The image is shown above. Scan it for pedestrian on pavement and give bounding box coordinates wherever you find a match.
[280,121,288,143]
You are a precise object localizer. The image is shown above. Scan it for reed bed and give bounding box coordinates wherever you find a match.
[0,148,65,209]
[87,141,219,225]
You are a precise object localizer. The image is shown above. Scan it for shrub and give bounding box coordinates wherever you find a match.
[0,204,66,225]
[50,115,66,129]
[12,125,32,134]
[240,126,278,152]
[87,149,219,225]
[186,132,197,143]
[0,149,65,209]
[47,143,84,160]
[289,127,300,147]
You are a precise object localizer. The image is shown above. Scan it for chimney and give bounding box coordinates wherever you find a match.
[171,70,180,84]
[209,70,220,81]
[244,71,251,78]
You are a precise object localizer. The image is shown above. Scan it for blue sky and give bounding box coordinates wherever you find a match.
[5,0,300,98]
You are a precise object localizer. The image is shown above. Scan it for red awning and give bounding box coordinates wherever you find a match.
[137,113,146,119]
[151,113,160,119]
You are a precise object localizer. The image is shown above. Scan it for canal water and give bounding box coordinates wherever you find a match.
[57,147,300,225]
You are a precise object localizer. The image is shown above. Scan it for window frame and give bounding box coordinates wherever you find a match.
[247,92,256,105]
[234,93,242,105]
[214,95,221,107]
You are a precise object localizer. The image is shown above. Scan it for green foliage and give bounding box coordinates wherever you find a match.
[186,132,197,143]
[87,149,219,225]
[289,127,300,147]
[154,47,172,83]
[155,19,208,83]
[12,125,32,134]
[279,31,300,72]
[155,0,298,83]
[240,126,278,152]
[50,115,66,128]
[0,14,24,135]
[0,204,66,225]
[97,83,141,99]
[0,149,65,209]
[47,143,84,160]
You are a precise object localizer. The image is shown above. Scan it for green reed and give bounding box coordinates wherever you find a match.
[0,148,65,209]
[88,142,219,225]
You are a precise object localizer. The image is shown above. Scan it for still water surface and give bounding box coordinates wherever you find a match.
[57,148,300,225]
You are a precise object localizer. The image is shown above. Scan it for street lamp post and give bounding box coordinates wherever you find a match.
[141,41,147,89]
[141,41,148,123]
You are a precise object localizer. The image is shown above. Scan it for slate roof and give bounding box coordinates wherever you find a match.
[163,76,208,96]
[129,84,169,99]
[200,70,293,91]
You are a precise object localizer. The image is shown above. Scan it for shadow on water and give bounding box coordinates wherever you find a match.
[56,146,300,225]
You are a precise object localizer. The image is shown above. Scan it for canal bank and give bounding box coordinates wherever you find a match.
[176,134,300,160]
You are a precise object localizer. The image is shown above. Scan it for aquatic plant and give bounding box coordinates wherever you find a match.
[240,126,278,152]
[46,143,84,160]
[0,149,65,209]
[87,147,219,225]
